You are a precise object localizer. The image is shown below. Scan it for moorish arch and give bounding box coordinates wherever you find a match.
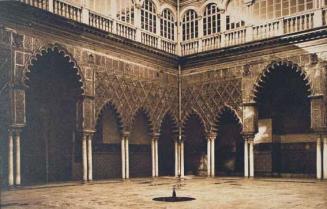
[215,106,244,176]
[22,46,84,184]
[183,111,207,176]
[93,101,124,179]
[252,60,315,177]
[158,112,178,176]
[129,108,154,177]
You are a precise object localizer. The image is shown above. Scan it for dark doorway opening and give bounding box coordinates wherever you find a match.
[215,107,243,176]
[93,103,122,179]
[129,110,152,177]
[158,114,177,176]
[22,48,83,184]
[184,113,207,176]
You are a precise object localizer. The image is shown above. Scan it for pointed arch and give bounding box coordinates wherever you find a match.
[130,107,154,135]
[215,105,243,133]
[94,101,124,135]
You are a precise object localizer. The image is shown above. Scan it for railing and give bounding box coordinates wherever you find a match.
[54,0,81,22]
[202,34,221,51]
[161,38,176,54]
[89,11,113,33]
[181,39,199,56]
[17,0,327,55]
[224,27,246,47]
[21,0,48,10]
[141,31,158,48]
[283,10,314,34]
[253,20,281,40]
[116,21,136,40]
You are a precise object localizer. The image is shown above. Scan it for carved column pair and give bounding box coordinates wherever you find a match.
[82,131,94,182]
[8,128,22,187]
[151,133,159,177]
[242,102,257,178]
[175,135,184,177]
[121,132,129,179]
[207,133,216,177]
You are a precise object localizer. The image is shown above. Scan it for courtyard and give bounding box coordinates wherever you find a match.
[1,177,327,209]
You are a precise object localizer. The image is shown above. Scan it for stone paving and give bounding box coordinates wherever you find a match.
[1,177,327,209]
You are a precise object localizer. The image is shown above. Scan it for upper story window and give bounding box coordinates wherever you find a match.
[117,0,134,25]
[141,0,157,33]
[160,9,175,40]
[182,10,199,41]
[226,0,245,30]
[203,3,221,36]
[253,0,314,20]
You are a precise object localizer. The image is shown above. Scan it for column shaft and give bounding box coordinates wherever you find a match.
[249,140,254,177]
[121,138,126,179]
[155,139,159,177]
[125,137,129,178]
[175,141,179,177]
[82,135,88,181]
[151,139,155,177]
[180,141,184,177]
[323,138,327,179]
[8,131,14,186]
[15,131,21,185]
[211,139,215,177]
[317,137,322,179]
[244,140,249,177]
[87,136,93,181]
[207,139,211,177]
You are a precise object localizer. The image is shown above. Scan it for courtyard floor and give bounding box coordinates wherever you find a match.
[1,177,327,209]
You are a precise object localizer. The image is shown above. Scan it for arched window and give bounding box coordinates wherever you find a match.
[160,9,175,40]
[141,0,157,33]
[182,10,199,41]
[116,0,134,24]
[203,3,221,36]
[226,0,245,30]
[252,0,314,20]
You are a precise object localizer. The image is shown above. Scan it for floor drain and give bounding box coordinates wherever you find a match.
[153,197,195,202]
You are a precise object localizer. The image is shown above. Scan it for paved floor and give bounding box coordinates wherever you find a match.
[1,177,327,209]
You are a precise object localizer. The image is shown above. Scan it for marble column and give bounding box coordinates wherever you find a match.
[207,139,211,177]
[8,130,14,186]
[244,140,249,177]
[151,138,155,177]
[249,140,254,177]
[87,136,93,181]
[155,138,159,177]
[175,140,179,177]
[317,137,322,179]
[82,135,88,181]
[15,130,21,185]
[323,137,327,179]
[121,137,126,179]
[211,138,215,177]
[125,137,129,179]
[180,140,184,177]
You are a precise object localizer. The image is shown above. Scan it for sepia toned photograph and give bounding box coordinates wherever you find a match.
[0,0,327,208]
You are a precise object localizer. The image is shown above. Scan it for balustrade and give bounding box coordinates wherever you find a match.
[54,0,81,22]
[17,1,327,55]
[141,31,158,48]
[283,11,314,34]
[89,12,113,33]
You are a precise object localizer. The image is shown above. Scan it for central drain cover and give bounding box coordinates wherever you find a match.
[153,197,195,202]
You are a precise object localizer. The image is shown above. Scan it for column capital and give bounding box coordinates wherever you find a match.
[122,131,130,138]
[243,133,255,141]
[152,132,160,140]
[242,101,257,107]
